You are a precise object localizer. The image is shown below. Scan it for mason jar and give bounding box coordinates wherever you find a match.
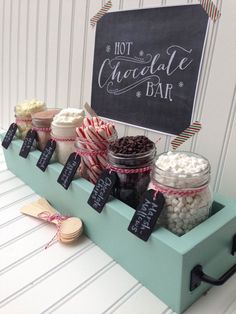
[51,122,78,165]
[150,151,212,236]
[15,115,33,140]
[75,133,118,184]
[107,146,156,209]
[32,109,60,151]
[14,100,46,139]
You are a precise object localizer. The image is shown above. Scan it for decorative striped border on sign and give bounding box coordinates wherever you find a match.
[90,0,112,27]
[171,121,202,150]
[199,0,221,22]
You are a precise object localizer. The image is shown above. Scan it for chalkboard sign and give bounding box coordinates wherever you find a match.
[19,130,37,158]
[128,190,165,241]
[57,153,81,190]
[87,170,117,213]
[91,5,209,135]
[36,140,56,172]
[1,123,18,149]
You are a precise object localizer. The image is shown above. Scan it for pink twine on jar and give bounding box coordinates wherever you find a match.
[151,181,207,198]
[38,211,70,249]
[51,136,76,142]
[32,127,51,133]
[75,148,107,157]
[15,117,32,123]
[106,164,152,174]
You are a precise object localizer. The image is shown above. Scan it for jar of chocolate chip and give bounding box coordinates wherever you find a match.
[107,136,156,209]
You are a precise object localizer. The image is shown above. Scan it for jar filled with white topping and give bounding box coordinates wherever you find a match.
[51,108,84,165]
[150,151,212,236]
[14,99,46,139]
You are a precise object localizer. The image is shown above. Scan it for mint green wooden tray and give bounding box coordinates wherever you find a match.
[2,135,236,313]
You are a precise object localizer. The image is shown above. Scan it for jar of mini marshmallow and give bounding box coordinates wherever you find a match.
[31,109,61,151]
[107,136,156,209]
[51,108,84,165]
[150,151,212,236]
[14,99,46,139]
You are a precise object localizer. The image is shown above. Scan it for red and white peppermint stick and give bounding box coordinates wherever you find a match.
[92,116,100,126]
[87,168,98,184]
[91,165,102,177]
[83,117,93,127]
[199,0,221,22]
[76,128,97,165]
[76,116,117,183]
[97,154,107,168]
[171,121,202,150]
[90,0,112,27]
[84,127,104,150]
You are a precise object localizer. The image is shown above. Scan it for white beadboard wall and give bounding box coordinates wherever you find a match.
[0,0,235,199]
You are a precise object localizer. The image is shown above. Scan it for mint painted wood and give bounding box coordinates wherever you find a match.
[1,135,236,314]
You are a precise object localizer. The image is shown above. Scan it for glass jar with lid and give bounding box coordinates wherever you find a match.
[75,132,118,184]
[107,136,156,209]
[150,151,212,236]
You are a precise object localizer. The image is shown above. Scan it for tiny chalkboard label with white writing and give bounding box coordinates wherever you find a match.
[19,129,37,158]
[128,190,165,241]
[37,140,56,171]
[57,153,81,190]
[87,170,117,213]
[2,123,18,149]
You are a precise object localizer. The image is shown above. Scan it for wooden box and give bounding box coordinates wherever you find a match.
[1,135,236,313]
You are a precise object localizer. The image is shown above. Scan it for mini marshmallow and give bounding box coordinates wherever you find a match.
[154,151,212,236]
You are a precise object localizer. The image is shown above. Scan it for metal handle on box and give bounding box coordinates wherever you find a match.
[190,264,236,291]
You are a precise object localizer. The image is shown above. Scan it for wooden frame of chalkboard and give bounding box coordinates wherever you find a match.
[91,4,210,136]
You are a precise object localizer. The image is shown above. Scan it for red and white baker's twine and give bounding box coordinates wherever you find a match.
[152,181,207,197]
[32,127,51,133]
[75,149,107,157]
[199,0,221,22]
[106,164,152,174]
[38,211,69,249]
[51,136,76,142]
[90,0,112,27]
[15,117,32,123]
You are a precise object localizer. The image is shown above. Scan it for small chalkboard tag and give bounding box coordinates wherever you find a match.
[19,129,37,158]
[57,152,81,190]
[87,170,117,213]
[37,140,56,172]
[128,190,165,241]
[1,123,18,149]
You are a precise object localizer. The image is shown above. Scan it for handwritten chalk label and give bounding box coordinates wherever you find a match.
[1,123,18,149]
[36,139,56,172]
[91,5,209,135]
[19,129,37,158]
[128,190,165,241]
[57,153,81,190]
[87,170,117,213]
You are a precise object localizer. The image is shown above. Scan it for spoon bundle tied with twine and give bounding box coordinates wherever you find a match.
[20,198,83,248]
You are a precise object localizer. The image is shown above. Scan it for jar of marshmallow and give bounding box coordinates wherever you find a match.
[150,151,212,236]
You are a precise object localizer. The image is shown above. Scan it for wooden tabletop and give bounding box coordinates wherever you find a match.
[0,143,236,314]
